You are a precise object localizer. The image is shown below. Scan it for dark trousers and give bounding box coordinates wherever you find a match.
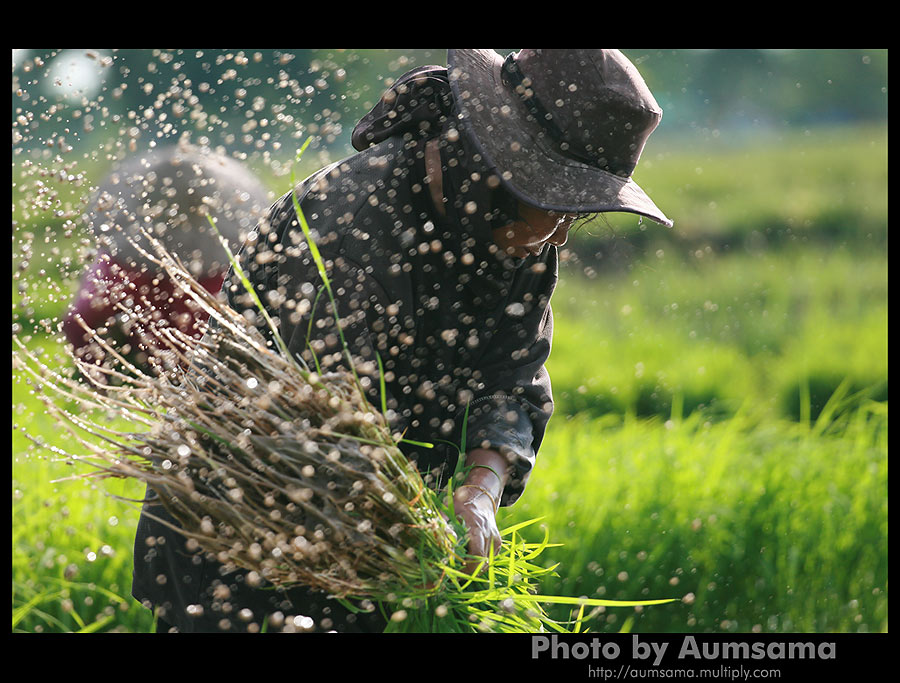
[135,500,389,633]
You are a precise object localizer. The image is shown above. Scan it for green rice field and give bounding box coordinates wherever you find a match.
[12,124,887,633]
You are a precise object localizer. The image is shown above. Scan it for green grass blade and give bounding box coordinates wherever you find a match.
[289,140,363,394]
[375,351,388,415]
[507,529,516,588]
[459,400,470,457]
[812,376,853,434]
[12,589,65,628]
[508,594,678,608]
[572,601,587,634]
[304,284,328,375]
[398,438,435,449]
[13,606,72,633]
[205,214,295,366]
[76,615,115,633]
[618,615,635,634]
[499,516,547,537]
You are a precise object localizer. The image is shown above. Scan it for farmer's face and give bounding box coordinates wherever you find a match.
[492,203,575,258]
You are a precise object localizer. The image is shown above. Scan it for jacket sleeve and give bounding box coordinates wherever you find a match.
[464,264,557,507]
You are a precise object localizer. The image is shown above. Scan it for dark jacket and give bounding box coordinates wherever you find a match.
[132,131,558,632]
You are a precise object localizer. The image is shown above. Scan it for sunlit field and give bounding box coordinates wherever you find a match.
[12,48,887,634]
[509,399,887,633]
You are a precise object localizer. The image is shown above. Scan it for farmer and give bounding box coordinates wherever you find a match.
[62,142,269,372]
[134,49,672,633]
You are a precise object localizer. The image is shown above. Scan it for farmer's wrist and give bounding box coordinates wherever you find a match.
[462,448,510,504]
[454,483,499,515]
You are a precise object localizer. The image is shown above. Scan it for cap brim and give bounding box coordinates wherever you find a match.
[447,49,673,228]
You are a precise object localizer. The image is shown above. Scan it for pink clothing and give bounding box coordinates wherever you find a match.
[62,255,225,363]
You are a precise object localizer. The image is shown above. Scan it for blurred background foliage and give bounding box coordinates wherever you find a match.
[11,48,888,204]
[13,48,888,155]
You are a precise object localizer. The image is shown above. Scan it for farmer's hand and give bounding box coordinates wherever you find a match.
[452,448,509,575]
[453,485,501,574]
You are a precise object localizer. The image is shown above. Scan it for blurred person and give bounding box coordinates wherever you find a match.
[135,49,672,633]
[62,142,270,372]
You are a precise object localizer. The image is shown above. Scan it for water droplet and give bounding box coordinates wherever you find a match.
[293,615,314,630]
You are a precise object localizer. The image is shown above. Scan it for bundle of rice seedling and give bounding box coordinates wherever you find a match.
[16,243,454,587]
[15,152,675,632]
